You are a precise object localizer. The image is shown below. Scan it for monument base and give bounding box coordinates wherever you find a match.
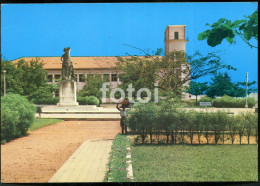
[57,81,79,107]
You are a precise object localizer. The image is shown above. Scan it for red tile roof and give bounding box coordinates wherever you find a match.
[12,56,129,70]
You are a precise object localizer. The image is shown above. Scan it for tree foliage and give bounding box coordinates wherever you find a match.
[206,71,257,98]
[117,50,235,98]
[198,10,258,48]
[78,74,111,103]
[1,58,55,103]
[186,81,208,105]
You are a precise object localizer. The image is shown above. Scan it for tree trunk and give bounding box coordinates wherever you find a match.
[248,134,250,144]
[239,134,242,145]
[142,130,145,144]
[215,130,217,144]
[174,130,177,144]
[230,133,234,145]
[196,95,198,106]
[198,132,201,145]
[222,131,225,144]
[166,133,169,144]
[171,130,174,144]
[182,129,185,144]
[206,132,209,144]
[150,132,153,144]
[190,130,193,144]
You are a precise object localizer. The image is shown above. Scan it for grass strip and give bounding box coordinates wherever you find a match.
[104,134,133,182]
[131,144,257,182]
[29,118,63,131]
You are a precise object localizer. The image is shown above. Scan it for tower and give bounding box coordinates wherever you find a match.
[164,25,190,100]
[164,25,188,53]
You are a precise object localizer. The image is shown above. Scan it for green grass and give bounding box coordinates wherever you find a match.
[29,118,63,131]
[104,134,132,182]
[131,144,258,182]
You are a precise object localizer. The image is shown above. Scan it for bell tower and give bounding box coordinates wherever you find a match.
[164,25,190,100]
[164,25,188,53]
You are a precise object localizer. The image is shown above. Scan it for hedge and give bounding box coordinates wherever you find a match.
[199,96,213,103]
[77,96,100,106]
[126,101,258,145]
[1,94,36,143]
[212,95,256,108]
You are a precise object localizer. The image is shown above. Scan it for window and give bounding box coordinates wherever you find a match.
[103,74,110,82]
[79,74,85,82]
[174,32,179,39]
[55,90,59,97]
[47,75,53,82]
[54,74,61,82]
[111,74,117,82]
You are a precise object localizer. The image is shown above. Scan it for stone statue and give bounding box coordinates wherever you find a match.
[61,47,76,81]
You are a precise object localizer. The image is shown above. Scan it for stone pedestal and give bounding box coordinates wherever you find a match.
[57,81,79,106]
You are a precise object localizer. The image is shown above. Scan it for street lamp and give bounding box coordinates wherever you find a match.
[3,70,6,96]
[245,72,248,108]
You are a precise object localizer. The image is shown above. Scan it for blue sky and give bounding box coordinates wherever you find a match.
[1,3,258,85]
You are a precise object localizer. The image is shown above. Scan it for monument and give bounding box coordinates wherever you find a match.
[57,47,79,106]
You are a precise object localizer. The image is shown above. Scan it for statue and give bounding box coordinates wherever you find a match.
[61,47,76,81]
[57,47,79,106]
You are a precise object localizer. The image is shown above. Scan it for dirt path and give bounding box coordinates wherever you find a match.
[1,121,120,183]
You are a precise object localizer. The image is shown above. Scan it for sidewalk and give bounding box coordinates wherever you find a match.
[49,138,113,182]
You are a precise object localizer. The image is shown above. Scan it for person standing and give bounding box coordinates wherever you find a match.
[116,103,127,135]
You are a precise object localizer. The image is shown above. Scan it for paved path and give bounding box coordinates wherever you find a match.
[1,121,120,183]
[49,139,113,182]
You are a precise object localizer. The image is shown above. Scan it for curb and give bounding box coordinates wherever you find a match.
[126,136,134,181]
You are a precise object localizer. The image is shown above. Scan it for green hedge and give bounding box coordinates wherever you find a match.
[212,95,256,108]
[77,96,100,106]
[199,96,213,103]
[1,94,36,143]
[32,97,59,105]
[126,101,258,145]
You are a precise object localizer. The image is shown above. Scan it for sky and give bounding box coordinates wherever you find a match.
[1,3,258,85]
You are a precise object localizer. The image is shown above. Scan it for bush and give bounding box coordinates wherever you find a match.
[77,96,100,106]
[199,96,213,103]
[1,94,36,143]
[77,97,88,105]
[126,102,159,143]
[184,100,196,107]
[212,95,256,108]
[28,85,59,105]
[86,96,100,105]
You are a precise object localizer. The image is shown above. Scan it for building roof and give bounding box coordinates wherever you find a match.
[12,56,130,70]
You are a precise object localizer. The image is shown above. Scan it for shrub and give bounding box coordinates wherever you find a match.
[126,102,158,144]
[199,96,213,103]
[86,96,100,105]
[184,100,196,107]
[77,96,100,106]
[1,94,36,143]
[212,95,257,108]
[77,97,88,105]
[29,85,59,105]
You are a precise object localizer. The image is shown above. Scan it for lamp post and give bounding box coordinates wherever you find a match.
[245,72,248,108]
[3,70,6,96]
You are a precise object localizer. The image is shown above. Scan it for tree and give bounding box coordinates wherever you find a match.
[198,10,258,48]
[236,80,257,95]
[186,81,208,105]
[206,71,256,98]
[117,50,235,99]
[1,58,53,102]
[78,74,111,103]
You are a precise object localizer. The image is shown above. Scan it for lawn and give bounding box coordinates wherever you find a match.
[131,144,258,182]
[29,118,63,131]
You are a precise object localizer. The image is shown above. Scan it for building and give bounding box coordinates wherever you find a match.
[13,25,189,99]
